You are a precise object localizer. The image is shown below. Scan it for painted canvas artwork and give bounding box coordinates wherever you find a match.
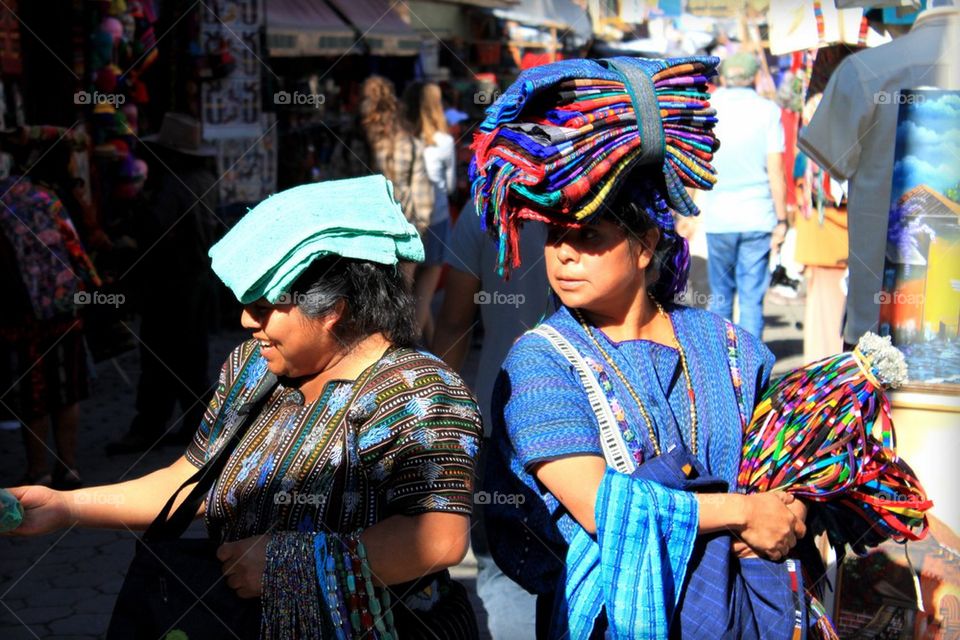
[878,89,960,387]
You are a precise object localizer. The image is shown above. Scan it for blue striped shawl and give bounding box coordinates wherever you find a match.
[556,469,699,639]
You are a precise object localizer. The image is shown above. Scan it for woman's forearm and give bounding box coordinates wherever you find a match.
[360,512,470,586]
[65,456,201,530]
[696,493,748,534]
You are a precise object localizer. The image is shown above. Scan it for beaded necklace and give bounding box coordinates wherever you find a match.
[573,300,699,457]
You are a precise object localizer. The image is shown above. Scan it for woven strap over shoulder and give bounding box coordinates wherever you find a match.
[531,325,636,475]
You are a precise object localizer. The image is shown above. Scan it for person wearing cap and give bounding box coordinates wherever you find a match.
[697,51,789,340]
[106,113,220,454]
[471,56,809,638]
[5,175,483,638]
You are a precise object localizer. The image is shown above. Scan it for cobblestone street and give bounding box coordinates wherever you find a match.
[1,289,805,639]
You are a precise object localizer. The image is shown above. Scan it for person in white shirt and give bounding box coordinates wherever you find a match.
[404,81,456,344]
[697,52,788,340]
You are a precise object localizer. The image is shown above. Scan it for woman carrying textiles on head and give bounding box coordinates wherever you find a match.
[4,175,483,639]
[475,57,814,639]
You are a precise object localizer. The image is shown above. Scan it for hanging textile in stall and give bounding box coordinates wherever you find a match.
[767,0,890,55]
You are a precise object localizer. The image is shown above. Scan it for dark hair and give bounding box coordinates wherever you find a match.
[602,174,691,304]
[288,256,418,348]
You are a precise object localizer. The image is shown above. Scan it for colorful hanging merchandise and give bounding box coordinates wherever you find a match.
[263,532,397,639]
[735,333,931,639]
[469,56,721,276]
[739,332,931,554]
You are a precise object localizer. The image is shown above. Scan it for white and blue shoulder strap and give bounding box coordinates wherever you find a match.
[530,325,637,475]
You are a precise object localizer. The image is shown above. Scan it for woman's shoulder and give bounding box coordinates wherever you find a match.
[672,305,773,366]
[368,348,482,432]
[378,347,474,393]
[503,307,580,373]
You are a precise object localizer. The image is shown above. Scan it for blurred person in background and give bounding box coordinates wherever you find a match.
[794,93,848,361]
[404,81,456,345]
[360,76,435,340]
[106,114,219,455]
[0,137,100,488]
[433,198,551,640]
[698,52,788,340]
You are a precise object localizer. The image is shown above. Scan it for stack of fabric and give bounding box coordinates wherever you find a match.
[739,333,932,555]
[208,175,424,304]
[470,56,721,275]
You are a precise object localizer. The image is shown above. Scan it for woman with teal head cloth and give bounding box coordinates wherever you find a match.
[4,175,483,639]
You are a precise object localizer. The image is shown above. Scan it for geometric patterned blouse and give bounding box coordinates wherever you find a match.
[186,340,483,543]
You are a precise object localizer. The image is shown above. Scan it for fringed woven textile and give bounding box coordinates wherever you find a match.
[469,56,721,275]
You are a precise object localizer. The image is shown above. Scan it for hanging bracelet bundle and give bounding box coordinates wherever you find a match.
[263,530,396,640]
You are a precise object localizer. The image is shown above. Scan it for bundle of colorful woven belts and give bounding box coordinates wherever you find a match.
[739,333,932,555]
[469,56,721,275]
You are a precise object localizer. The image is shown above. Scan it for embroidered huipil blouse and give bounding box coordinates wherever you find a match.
[485,305,775,596]
[186,340,482,541]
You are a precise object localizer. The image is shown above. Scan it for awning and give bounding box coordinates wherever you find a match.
[267,0,358,57]
[408,1,476,39]
[326,0,423,56]
[492,0,591,43]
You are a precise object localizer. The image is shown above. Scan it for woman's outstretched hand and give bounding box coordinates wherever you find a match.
[2,486,73,536]
[735,492,807,561]
[218,534,269,599]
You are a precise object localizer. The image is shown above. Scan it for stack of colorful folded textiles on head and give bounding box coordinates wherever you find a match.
[469,56,721,275]
[739,333,932,556]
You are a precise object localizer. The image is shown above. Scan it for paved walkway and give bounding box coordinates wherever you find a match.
[0,291,805,639]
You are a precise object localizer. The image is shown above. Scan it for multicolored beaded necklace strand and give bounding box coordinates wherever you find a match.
[573,298,698,457]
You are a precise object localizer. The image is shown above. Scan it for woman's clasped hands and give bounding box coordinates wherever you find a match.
[732,491,807,561]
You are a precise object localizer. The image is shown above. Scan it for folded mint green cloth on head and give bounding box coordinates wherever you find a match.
[209,175,424,304]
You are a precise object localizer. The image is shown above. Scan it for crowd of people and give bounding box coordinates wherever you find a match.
[0,41,890,640]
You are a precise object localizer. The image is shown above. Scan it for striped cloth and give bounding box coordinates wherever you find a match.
[559,468,699,639]
[469,56,721,275]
